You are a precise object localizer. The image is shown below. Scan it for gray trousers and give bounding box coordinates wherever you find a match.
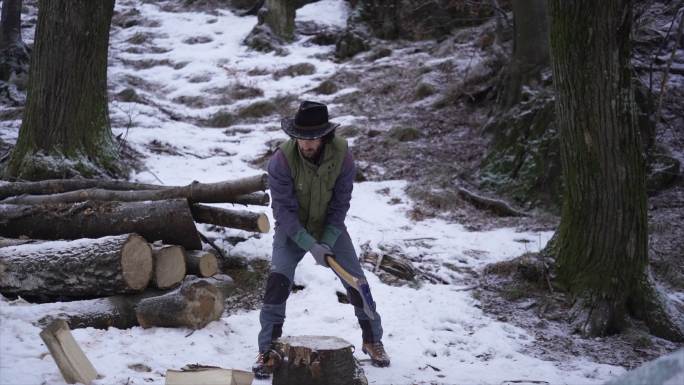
[257,229,384,353]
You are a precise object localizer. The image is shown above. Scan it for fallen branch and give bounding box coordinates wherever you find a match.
[457,187,528,217]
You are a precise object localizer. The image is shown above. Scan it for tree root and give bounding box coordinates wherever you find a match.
[630,270,684,342]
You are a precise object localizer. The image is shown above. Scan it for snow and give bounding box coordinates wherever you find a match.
[296,0,351,28]
[0,1,628,384]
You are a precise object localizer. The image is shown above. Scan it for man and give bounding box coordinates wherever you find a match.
[253,101,390,379]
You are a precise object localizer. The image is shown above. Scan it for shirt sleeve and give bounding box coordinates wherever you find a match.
[320,149,355,247]
[268,150,316,251]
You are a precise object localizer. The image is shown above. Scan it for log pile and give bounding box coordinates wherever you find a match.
[0,175,269,331]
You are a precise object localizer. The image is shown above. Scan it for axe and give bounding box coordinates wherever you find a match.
[325,254,376,320]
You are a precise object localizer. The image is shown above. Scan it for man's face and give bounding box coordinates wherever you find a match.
[296,138,323,160]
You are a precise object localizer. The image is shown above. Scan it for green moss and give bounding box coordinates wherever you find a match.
[312,80,338,95]
[415,82,436,99]
[273,63,316,79]
[204,110,236,127]
[478,90,561,211]
[238,100,277,119]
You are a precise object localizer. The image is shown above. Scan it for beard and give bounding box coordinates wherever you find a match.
[301,147,321,160]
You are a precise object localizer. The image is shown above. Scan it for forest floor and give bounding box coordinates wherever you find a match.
[0,1,682,384]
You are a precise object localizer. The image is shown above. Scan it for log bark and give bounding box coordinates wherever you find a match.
[272,336,367,385]
[39,319,98,385]
[186,250,219,277]
[0,234,153,298]
[151,245,187,289]
[136,278,225,329]
[0,174,268,205]
[0,199,202,250]
[229,191,270,206]
[191,204,270,233]
[0,178,163,199]
[7,277,234,330]
[0,177,270,206]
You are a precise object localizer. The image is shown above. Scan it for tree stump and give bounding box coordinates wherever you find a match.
[272,336,367,385]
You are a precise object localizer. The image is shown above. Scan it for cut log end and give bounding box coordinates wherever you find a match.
[257,213,270,233]
[199,253,219,277]
[120,235,153,291]
[152,245,187,289]
[186,250,219,277]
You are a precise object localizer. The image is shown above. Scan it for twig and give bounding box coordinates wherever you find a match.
[198,231,227,260]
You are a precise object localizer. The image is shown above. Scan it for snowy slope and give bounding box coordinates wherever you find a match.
[0,1,626,384]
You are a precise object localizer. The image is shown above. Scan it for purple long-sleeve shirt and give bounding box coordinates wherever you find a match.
[268,145,355,242]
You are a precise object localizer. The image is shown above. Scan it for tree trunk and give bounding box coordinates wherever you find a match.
[191,204,270,233]
[264,0,297,41]
[151,245,187,289]
[501,0,549,108]
[549,0,682,341]
[0,174,268,204]
[186,250,219,277]
[0,234,153,298]
[272,336,367,385]
[0,0,22,49]
[0,0,29,82]
[7,278,232,330]
[4,0,123,180]
[0,199,203,250]
[135,278,225,329]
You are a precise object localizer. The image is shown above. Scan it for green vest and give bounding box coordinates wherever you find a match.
[280,137,348,239]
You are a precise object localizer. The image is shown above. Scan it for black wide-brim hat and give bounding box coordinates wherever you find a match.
[281,101,340,139]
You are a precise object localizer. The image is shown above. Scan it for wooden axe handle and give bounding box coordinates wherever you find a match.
[325,255,359,289]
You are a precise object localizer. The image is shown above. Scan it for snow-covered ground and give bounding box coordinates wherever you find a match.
[0,1,627,384]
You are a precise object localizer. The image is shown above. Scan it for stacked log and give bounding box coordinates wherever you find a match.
[0,234,153,297]
[0,175,270,331]
[0,174,271,251]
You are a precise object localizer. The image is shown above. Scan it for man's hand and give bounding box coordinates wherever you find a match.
[310,243,333,267]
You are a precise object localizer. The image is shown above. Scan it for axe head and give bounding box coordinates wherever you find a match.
[357,278,376,320]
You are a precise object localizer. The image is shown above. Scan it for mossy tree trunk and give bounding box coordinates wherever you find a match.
[501,0,549,108]
[549,0,682,341]
[264,0,297,41]
[4,0,124,180]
